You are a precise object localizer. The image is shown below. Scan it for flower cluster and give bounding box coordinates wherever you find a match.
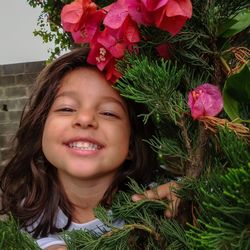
[188,83,223,119]
[61,0,192,82]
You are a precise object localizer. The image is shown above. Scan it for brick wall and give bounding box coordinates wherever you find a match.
[0,61,45,168]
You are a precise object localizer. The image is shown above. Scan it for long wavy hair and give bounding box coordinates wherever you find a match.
[0,48,158,238]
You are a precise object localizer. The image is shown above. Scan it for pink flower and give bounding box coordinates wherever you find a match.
[155,43,171,59]
[142,0,169,11]
[71,10,105,44]
[102,0,140,56]
[87,43,121,83]
[122,16,141,44]
[126,0,153,25]
[61,0,97,32]
[103,0,129,30]
[60,0,193,83]
[188,83,223,120]
[154,0,192,35]
[87,43,113,71]
[97,28,127,58]
[102,5,140,58]
[105,59,122,83]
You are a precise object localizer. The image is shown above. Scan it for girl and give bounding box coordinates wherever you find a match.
[0,48,179,249]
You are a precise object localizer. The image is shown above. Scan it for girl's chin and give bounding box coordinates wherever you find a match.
[57,167,116,182]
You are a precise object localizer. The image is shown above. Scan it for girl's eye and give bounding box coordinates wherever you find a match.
[56,107,75,112]
[101,111,118,118]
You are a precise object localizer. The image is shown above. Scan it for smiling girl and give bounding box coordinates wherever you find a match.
[0,48,179,249]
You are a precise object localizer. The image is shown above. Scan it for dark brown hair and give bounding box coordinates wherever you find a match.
[0,48,158,238]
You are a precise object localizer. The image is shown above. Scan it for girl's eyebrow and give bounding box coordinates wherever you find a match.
[55,91,77,99]
[99,96,127,113]
[55,91,127,113]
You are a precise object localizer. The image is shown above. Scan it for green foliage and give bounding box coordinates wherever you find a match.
[64,179,189,250]
[218,127,250,167]
[116,53,187,124]
[223,62,250,122]
[183,128,250,249]
[27,0,73,61]
[165,1,249,82]
[186,162,250,249]
[146,136,187,160]
[218,8,250,37]
[64,228,132,250]
[0,216,40,250]
[146,136,187,174]
[116,54,194,176]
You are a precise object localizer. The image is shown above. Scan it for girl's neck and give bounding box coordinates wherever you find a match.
[58,172,114,223]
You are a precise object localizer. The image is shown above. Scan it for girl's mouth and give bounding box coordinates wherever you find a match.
[68,141,102,151]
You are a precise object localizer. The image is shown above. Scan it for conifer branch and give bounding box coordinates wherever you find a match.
[0,216,40,250]
[101,223,161,242]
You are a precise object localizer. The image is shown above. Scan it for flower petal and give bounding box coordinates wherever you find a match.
[61,1,84,32]
[188,83,223,119]
[103,0,128,29]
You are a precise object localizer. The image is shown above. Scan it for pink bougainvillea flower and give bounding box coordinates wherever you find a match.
[188,83,223,120]
[99,16,140,58]
[141,0,169,11]
[155,43,171,59]
[103,0,129,30]
[87,43,121,83]
[71,30,85,44]
[154,0,192,35]
[105,59,122,83]
[103,0,141,39]
[121,16,141,44]
[61,0,84,32]
[61,0,97,32]
[87,43,113,71]
[97,27,127,58]
[71,10,106,44]
[126,0,153,25]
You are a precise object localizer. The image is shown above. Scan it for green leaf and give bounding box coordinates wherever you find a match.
[223,91,240,121]
[223,62,250,121]
[218,9,250,37]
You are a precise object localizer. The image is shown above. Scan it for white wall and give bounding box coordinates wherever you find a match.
[0,1,54,64]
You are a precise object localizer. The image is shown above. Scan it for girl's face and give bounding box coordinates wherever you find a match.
[42,67,131,185]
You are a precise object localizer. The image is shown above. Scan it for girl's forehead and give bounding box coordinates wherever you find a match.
[57,67,127,105]
[59,67,114,91]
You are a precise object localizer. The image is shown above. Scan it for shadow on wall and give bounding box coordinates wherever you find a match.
[0,61,45,169]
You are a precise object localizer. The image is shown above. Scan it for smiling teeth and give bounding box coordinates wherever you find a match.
[69,142,101,150]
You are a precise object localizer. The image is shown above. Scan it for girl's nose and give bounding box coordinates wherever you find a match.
[72,110,98,129]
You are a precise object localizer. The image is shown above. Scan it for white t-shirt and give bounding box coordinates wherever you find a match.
[30,209,124,249]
